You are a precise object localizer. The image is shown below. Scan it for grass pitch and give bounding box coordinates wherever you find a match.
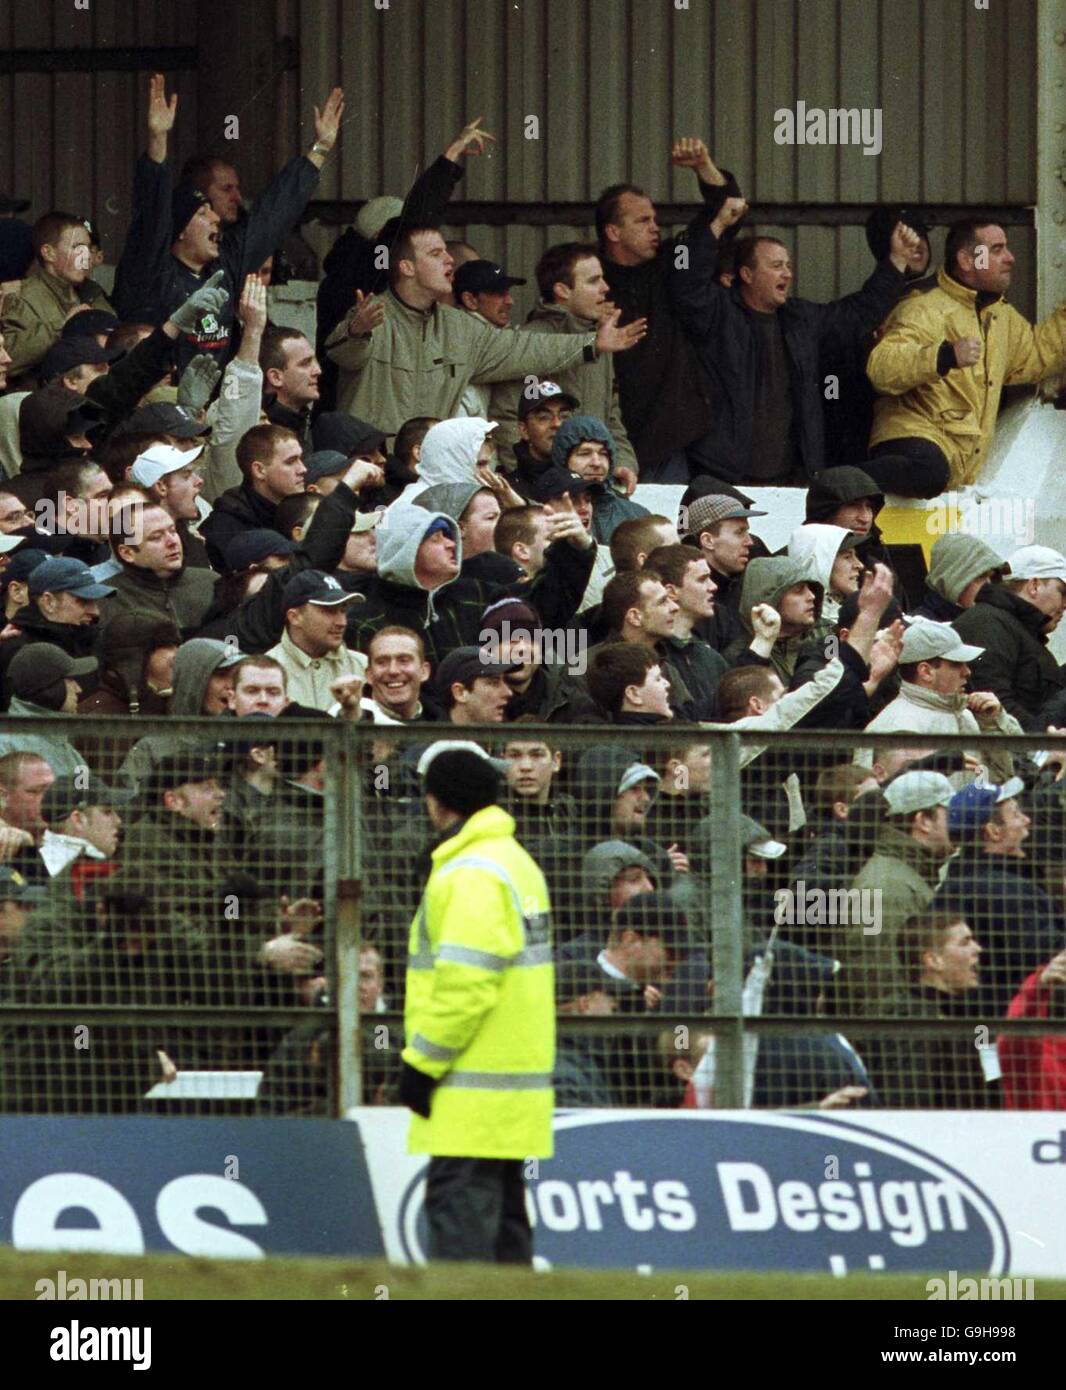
[4,1248,1066,1300]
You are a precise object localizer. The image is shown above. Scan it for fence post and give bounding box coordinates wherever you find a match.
[708,731,745,1108]
[329,722,363,1115]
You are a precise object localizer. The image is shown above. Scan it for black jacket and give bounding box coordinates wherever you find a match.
[953,584,1066,731]
[660,632,727,721]
[114,153,319,373]
[670,220,908,483]
[265,398,313,452]
[0,605,100,710]
[201,483,280,573]
[601,174,735,473]
[934,848,1066,1019]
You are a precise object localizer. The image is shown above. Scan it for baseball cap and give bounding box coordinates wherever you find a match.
[948,777,1026,838]
[7,643,98,699]
[130,442,205,488]
[436,645,519,693]
[356,196,404,241]
[683,493,767,539]
[898,618,984,665]
[416,739,509,777]
[883,770,955,817]
[617,762,660,796]
[42,773,132,823]
[0,532,25,556]
[40,339,122,384]
[112,403,210,440]
[28,556,116,600]
[453,259,528,300]
[60,308,120,341]
[1006,545,1066,582]
[311,413,387,460]
[740,814,787,859]
[147,751,222,796]
[281,569,363,611]
[226,529,297,572]
[0,548,47,591]
[526,466,594,504]
[351,510,383,535]
[518,380,580,420]
[304,450,350,484]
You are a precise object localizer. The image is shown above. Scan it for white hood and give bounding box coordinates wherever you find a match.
[787,523,855,594]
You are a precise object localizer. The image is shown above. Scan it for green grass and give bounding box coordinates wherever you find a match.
[5,1248,1066,1300]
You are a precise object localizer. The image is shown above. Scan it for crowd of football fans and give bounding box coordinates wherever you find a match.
[0,75,1065,1115]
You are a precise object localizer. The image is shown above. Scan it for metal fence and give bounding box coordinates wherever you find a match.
[0,717,1063,1118]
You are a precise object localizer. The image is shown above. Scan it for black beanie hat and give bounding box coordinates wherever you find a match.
[171,184,211,243]
[423,749,500,816]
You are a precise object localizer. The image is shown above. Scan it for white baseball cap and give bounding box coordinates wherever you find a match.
[899,618,984,665]
[416,740,509,776]
[1007,545,1066,582]
[130,443,204,488]
[883,770,955,817]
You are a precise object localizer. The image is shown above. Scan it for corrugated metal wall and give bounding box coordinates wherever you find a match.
[0,0,1040,316]
[0,1,201,264]
[299,0,1038,316]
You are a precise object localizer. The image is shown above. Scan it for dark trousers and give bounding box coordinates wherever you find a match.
[425,1156,533,1264]
[868,438,952,498]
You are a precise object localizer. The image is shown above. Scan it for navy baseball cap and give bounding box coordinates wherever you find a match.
[948,777,1026,838]
[436,645,519,692]
[517,379,580,420]
[227,529,297,572]
[40,338,122,383]
[527,466,594,503]
[304,450,350,484]
[28,556,116,600]
[0,547,48,592]
[281,569,363,611]
[60,309,120,341]
[112,403,210,440]
[453,259,527,299]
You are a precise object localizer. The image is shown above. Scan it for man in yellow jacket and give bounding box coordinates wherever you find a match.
[401,740,554,1263]
[867,218,1066,493]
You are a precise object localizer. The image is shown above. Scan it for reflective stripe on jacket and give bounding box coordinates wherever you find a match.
[403,804,555,1159]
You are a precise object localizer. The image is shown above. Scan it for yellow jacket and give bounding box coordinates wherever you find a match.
[402,804,555,1160]
[867,267,1066,486]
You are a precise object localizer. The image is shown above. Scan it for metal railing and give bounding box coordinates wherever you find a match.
[1,717,1062,1117]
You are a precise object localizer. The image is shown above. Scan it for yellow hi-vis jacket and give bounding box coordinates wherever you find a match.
[867,267,1066,487]
[402,804,555,1159]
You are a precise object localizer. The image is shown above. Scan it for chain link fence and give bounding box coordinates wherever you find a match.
[1,718,1064,1117]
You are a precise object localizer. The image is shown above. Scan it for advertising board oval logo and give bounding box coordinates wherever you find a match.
[526,1114,1008,1273]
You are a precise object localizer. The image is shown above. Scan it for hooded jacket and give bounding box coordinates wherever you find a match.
[115,637,239,790]
[723,554,824,683]
[786,523,857,639]
[347,502,593,666]
[17,384,100,474]
[326,287,597,434]
[670,219,908,483]
[952,583,1066,730]
[488,300,639,477]
[868,266,1066,487]
[550,415,647,545]
[0,260,113,379]
[803,465,894,576]
[912,533,1005,623]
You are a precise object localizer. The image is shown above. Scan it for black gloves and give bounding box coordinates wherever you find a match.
[399,1061,436,1118]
